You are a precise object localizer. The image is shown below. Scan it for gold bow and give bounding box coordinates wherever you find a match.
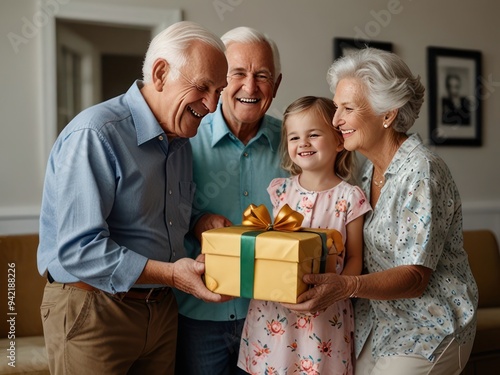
[242,204,303,232]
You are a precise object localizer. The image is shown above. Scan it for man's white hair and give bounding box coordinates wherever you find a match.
[142,21,225,83]
[221,26,281,82]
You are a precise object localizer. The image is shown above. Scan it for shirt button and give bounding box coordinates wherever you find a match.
[243,152,249,157]
[169,190,172,195]
[243,191,249,197]
[230,314,235,319]
[158,135,164,141]
[169,221,173,226]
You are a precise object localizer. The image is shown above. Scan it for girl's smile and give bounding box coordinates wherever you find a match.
[286,111,343,174]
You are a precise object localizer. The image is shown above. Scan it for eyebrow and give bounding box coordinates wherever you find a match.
[194,77,227,91]
[333,100,355,107]
[229,67,273,75]
[287,128,324,135]
[194,77,215,86]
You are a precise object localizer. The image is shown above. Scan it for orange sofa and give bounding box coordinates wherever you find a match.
[461,230,500,374]
[0,234,49,375]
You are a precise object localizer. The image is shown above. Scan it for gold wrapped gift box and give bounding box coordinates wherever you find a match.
[202,225,343,303]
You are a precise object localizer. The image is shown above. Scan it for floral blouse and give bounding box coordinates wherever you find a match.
[355,134,478,361]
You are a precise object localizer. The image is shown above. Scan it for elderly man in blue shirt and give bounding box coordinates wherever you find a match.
[37,21,229,375]
[175,27,286,375]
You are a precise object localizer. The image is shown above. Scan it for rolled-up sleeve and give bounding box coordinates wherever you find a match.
[54,128,148,293]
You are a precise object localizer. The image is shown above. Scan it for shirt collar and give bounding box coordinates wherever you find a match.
[125,80,165,146]
[360,133,423,190]
[386,133,422,176]
[210,101,279,151]
[211,102,232,147]
[257,118,281,152]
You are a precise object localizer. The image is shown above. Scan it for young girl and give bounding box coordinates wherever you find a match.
[237,96,371,375]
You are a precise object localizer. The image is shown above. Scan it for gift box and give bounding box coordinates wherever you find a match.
[202,204,343,303]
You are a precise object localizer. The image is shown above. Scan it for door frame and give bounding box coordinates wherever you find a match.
[39,0,181,164]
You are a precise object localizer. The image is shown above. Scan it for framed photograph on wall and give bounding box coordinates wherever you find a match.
[333,37,393,59]
[427,46,482,146]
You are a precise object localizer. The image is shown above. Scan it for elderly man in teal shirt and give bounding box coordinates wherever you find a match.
[175,27,286,374]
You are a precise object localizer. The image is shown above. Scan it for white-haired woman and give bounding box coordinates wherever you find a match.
[285,48,477,375]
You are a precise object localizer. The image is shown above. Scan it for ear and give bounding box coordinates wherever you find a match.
[384,109,398,127]
[151,59,169,92]
[272,73,282,98]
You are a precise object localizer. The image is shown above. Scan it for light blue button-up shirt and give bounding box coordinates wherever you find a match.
[38,81,194,294]
[175,102,287,321]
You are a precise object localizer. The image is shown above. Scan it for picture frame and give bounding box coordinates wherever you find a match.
[333,37,393,59]
[427,46,482,146]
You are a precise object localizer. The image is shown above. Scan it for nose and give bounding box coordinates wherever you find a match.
[332,109,344,129]
[205,92,219,113]
[299,138,310,148]
[242,75,257,94]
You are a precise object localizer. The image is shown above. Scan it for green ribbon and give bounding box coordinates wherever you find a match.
[297,230,329,273]
[315,231,329,274]
[240,231,262,298]
[239,230,329,298]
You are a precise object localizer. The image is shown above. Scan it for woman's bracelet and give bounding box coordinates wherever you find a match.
[349,275,361,298]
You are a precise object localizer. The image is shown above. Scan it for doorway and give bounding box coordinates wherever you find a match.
[56,20,151,133]
[39,0,181,162]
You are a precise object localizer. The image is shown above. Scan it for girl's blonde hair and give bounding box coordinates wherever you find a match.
[280,96,356,182]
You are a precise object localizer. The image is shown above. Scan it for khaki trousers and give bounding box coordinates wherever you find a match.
[355,329,474,375]
[41,282,177,375]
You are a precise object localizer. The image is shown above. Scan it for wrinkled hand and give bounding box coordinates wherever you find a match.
[172,257,232,303]
[194,214,233,242]
[282,273,348,314]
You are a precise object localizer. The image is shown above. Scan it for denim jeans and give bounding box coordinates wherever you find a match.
[175,314,248,375]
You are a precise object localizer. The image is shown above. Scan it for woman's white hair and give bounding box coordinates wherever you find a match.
[142,21,225,83]
[327,48,425,133]
[221,26,281,83]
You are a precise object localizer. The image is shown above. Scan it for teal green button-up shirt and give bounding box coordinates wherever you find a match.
[175,102,287,321]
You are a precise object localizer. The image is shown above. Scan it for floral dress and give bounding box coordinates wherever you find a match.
[238,176,371,375]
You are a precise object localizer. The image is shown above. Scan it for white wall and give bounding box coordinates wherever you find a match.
[1,0,499,239]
